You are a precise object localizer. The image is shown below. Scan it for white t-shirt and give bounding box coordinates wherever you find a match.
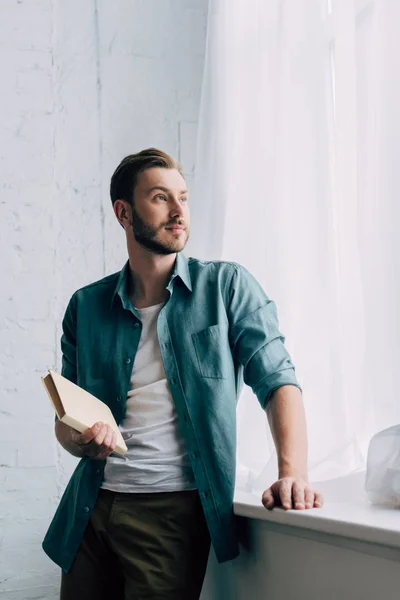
[101,302,196,493]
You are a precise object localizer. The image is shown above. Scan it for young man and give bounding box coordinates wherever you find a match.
[43,148,323,599]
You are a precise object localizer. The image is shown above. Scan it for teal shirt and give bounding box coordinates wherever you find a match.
[42,253,301,571]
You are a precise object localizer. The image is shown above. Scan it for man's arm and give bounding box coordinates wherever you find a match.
[262,384,323,510]
[267,385,308,481]
[225,263,323,510]
[55,294,116,460]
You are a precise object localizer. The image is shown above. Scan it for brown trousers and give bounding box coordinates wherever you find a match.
[60,488,211,600]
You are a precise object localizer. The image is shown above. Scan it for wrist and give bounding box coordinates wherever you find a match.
[278,462,308,482]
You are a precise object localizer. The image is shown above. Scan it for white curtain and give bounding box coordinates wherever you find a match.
[189,0,400,490]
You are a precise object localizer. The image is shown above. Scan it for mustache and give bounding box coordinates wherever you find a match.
[164,219,185,227]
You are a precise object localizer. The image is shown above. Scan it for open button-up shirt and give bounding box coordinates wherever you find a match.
[42,253,301,572]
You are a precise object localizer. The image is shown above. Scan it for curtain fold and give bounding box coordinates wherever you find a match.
[190,0,400,490]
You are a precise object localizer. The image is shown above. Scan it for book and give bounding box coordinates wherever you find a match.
[41,369,127,456]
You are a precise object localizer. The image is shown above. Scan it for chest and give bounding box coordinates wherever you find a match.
[74,283,234,419]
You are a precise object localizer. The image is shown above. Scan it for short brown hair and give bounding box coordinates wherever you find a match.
[110,148,183,206]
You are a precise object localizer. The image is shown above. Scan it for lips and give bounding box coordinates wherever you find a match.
[166,225,185,231]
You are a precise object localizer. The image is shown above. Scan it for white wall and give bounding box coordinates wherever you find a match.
[0,1,207,598]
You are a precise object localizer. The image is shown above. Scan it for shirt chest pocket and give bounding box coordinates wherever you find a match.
[191,324,231,379]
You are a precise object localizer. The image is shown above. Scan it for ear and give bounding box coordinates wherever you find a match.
[113,199,131,230]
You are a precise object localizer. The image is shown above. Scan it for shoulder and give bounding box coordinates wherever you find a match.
[188,257,257,287]
[187,258,265,307]
[188,257,241,279]
[75,271,120,294]
[67,270,121,309]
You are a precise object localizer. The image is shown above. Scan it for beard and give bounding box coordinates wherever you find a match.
[131,204,189,255]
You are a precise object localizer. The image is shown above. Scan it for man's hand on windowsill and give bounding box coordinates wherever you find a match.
[261,475,323,511]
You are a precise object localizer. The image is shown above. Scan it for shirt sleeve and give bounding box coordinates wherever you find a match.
[54,294,78,422]
[60,293,78,385]
[226,263,302,409]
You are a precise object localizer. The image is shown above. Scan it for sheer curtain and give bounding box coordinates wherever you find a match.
[188,0,400,489]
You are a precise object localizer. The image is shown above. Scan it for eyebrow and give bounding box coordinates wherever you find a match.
[147,186,188,195]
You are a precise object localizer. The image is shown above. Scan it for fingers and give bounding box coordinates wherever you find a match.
[262,479,324,512]
[304,487,315,509]
[93,424,108,447]
[95,427,117,460]
[292,481,305,510]
[77,423,118,460]
[314,491,324,508]
[102,426,114,449]
[279,479,293,510]
[78,421,104,445]
[290,483,323,510]
[262,488,275,510]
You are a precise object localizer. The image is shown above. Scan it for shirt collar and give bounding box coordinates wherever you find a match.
[110,261,131,310]
[169,252,192,293]
[111,252,192,309]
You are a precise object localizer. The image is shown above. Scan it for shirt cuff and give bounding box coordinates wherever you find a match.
[253,368,302,409]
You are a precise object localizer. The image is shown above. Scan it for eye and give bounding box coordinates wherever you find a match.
[155,194,167,201]
[180,196,188,203]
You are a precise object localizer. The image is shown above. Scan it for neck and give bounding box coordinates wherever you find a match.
[127,244,177,309]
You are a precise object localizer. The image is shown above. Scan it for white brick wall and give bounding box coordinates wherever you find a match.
[0,1,207,597]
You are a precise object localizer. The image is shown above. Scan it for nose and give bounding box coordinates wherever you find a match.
[169,198,184,219]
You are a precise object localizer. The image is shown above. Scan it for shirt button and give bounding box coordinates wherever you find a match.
[133,322,140,329]
[116,396,122,403]
[83,506,90,513]
[125,358,131,364]
[96,468,101,475]
[171,378,177,385]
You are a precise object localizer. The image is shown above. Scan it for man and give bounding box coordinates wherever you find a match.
[43,148,323,599]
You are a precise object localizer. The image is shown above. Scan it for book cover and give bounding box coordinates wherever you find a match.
[42,369,127,456]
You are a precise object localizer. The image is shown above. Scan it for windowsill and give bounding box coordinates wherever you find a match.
[233,471,400,552]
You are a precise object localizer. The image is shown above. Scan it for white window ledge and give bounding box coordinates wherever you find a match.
[233,471,400,558]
